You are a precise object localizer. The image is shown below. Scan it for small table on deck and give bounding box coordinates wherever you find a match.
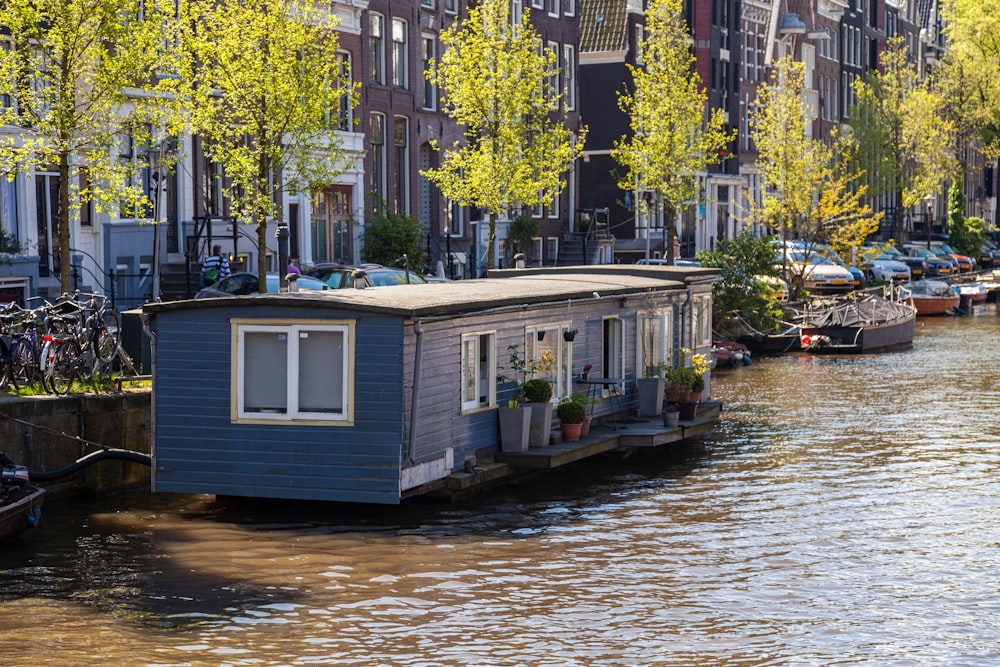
[577,377,627,430]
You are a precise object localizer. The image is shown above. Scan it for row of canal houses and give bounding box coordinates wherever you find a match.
[0,0,987,309]
[143,264,722,503]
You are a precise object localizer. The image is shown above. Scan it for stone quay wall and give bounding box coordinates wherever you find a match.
[0,391,152,496]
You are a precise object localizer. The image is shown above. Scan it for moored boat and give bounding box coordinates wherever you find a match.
[798,293,917,354]
[0,460,44,542]
[956,282,988,313]
[900,279,961,316]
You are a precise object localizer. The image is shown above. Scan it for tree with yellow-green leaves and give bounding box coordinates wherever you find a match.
[846,37,955,242]
[162,0,357,293]
[612,0,733,263]
[422,0,582,276]
[0,0,169,293]
[942,0,1000,158]
[752,57,881,299]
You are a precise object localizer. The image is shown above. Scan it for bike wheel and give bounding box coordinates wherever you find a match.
[46,338,80,395]
[97,308,121,363]
[10,338,37,389]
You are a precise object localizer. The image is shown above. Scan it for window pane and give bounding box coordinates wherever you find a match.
[298,329,345,413]
[462,337,477,404]
[245,332,288,412]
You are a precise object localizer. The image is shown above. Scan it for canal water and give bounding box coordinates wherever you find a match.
[2,314,999,665]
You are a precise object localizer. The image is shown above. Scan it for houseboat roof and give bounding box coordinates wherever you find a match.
[144,265,719,319]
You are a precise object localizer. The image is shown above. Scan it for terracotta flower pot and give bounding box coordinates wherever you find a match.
[561,422,583,442]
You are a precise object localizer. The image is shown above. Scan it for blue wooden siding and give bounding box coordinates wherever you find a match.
[152,305,407,504]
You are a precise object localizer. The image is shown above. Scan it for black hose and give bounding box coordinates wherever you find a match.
[27,448,151,482]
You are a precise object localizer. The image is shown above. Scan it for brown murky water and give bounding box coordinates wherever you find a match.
[2,313,999,665]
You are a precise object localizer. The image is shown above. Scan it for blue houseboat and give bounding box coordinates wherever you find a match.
[142,265,720,504]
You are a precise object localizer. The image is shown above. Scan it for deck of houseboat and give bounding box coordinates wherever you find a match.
[437,400,722,498]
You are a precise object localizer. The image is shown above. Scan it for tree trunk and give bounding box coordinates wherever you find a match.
[256,156,269,293]
[485,210,497,278]
[58,151,72,295]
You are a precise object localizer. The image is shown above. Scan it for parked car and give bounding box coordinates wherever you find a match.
[930,243,976,272]
[978,240,1000,268]
[777,250,855,294]
[880,246,927,279]
[194,272,329,299]
[902,246,953,277]
[863,255,912,283]
[305,263,430,289]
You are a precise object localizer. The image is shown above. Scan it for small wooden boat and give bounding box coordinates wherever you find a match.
[900,280,960,316]
[712,340,752,367]
[956,282,988,313]
[0,485,44,542]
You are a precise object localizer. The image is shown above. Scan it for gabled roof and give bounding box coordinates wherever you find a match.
[579,0,630,54]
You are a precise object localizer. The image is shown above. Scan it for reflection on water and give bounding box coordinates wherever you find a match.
[3,314,1000,665]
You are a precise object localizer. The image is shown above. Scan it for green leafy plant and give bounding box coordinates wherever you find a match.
[521,378,553,403]
[362,193,426,269]
[555,396,586,424]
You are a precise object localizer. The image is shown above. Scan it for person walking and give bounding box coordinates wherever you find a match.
[199,245,231,288]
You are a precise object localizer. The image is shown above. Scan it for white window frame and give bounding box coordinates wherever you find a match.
[563,0,574,16]
[563,44,575,110]
[531,236,543,266]
[601,316,625,395]
[692,294,712,347]
[233,319,355,424]
[526,322,573,400]
[369,13,385,84]
[392,17,408,89]
[636,309,673,378]
[545,236,559,266]
[422,35,437,111]
[461,332,497,412]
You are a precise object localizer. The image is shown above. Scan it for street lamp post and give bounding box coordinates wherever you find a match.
[149,144,164,302]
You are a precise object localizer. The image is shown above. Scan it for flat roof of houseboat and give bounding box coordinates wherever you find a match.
[144,265,718,318]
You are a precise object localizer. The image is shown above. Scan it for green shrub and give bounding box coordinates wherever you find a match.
[521,378,553,403]
[555,398,586,423]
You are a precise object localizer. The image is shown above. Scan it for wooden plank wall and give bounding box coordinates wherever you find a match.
[152,305,406,504]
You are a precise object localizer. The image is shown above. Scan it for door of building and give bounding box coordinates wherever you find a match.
[311,186,352,264]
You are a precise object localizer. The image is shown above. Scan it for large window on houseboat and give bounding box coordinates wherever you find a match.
[602,316,625,393]
[461,332,496,412]
[637,310,673,377]
[234,321,354,423]
[526,323,573,399]
[692,294,712,348]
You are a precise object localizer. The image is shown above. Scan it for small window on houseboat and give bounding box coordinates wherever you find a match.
[461,332,496,412]
[236,321,353,423]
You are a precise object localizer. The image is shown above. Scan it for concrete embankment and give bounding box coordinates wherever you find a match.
[0,391,151,497]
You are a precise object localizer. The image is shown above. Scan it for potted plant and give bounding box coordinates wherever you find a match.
[495,345,532,453]
[556,396,586,442]
[522,377,554,447]
[563,328,579,342]
[637,362,666,417]
[663,401,680,428]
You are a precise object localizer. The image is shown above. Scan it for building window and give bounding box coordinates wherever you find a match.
[526,323,573,400]
[447,198,464,237]
[446,0,457,14]
[369,13,385,84]
[563,0,574,16]
[602,316,624,394]
[422,36,437,110]
[545,236,558,265]
[563,44,575,110]
[461,332,496,412]
[234,321,354,423]
[0,177,17,239]
[692,294,712,347]
[511,0,523,26]
[421,0,434,7]
[546,0,558,17]
[392,18,408,89]
[394,116,409,214]
[531,0,542,9]
[637,310,673,378]
[531,236,542,265]
[547,40,560,108]
[337,52,352,131]
[548,190,559,219]
[370,113,386,200]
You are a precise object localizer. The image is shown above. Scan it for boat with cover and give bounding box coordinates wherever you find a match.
[955,281,988,313]
[0,459,43,542]
[798,293,917,353]
[899,279,960,316]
